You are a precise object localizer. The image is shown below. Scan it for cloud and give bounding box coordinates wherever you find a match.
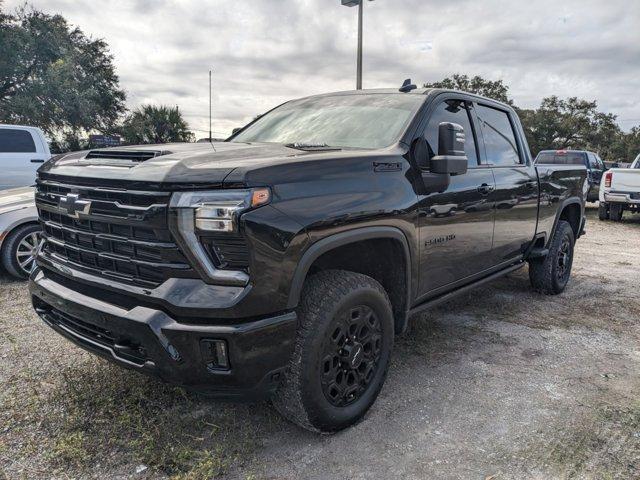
[4,0,640,136]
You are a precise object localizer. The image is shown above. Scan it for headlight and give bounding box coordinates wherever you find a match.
[168,188,270,286]
[171,188,270,233]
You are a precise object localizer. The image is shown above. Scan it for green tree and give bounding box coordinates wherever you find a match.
[519,96,624,159]
[612,126,640,163]
[424,74,512,104]
[0,4,126,146]
[120,105,194,144]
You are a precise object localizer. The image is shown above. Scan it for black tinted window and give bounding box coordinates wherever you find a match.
[476,105,520,166]
[0,129,36,153]
[535,152,586,165]
[587,153,599,168]
[424,100,478,167]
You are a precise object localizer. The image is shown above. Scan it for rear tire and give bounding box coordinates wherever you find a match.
[609,203,623,222]
[598,202,609,221]
[528,220,575,295]
[272,270,394,433]
[1,223,41,280]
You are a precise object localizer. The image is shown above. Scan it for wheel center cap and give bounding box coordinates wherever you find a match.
[349,343,364,368]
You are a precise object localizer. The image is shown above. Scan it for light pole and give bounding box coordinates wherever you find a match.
[341,0,373,90]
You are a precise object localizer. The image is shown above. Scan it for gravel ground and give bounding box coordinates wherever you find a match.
[1,205,639,479]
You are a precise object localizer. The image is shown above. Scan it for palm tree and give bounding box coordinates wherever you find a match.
[121,105,194,144]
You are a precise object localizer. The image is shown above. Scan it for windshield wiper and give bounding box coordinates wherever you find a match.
[284,142,342,151]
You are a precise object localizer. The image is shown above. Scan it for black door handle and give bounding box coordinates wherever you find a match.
[30,159,45,163]
[477,183,494,195]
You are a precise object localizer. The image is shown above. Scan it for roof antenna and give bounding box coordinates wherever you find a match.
[208,69,216,151]
[399,78,417,93]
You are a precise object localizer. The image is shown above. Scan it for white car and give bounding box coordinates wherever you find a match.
[0,187,39,279]
[598,154,640,221]
[0,124,52,191]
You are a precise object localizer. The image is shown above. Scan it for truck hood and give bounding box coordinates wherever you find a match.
[38,142,330,189]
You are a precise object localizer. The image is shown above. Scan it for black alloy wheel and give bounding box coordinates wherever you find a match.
[321,304,382,407]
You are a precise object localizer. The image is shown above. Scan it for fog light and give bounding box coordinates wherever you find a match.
[200,339,230,371]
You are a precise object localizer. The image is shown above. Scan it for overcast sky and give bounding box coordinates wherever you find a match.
[6,0,640,137]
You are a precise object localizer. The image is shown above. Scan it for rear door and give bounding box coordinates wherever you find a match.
[589,152,605,185]
[0,128,43,190]
[474,104,539,264]
[586,152,604,201]
[416,96,496,297]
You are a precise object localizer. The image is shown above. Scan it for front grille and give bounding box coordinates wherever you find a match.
[36,180,194,288]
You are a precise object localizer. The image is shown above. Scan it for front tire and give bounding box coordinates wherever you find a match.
[528,220,575,295]
[1,223,41,280]
[272,270,394,433]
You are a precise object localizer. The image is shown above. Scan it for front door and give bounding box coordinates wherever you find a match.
[417,98,496,297]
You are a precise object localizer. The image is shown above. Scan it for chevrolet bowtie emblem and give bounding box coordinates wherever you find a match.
[59,193,91,219]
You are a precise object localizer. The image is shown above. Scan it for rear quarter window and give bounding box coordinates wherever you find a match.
[0,129,37,153]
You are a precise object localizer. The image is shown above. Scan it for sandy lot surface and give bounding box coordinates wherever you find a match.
[1,206,639,480]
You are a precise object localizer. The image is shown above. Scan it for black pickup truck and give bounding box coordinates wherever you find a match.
[30,84,587,432]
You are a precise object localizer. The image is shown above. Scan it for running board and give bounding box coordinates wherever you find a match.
[408,262,525,316]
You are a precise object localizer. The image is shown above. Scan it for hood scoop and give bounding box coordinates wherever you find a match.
[84,149,171,162]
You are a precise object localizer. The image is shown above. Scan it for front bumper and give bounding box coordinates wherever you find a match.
[30,268,297,400]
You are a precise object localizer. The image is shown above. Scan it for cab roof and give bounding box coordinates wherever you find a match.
[304,87,514,110]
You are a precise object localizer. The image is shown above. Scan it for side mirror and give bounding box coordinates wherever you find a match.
[430,122,468,175]
[232,127,242,135]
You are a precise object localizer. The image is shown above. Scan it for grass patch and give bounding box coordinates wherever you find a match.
[1,357,278,478]
[519,403,640,479]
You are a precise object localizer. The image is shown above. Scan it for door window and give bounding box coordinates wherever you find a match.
[595,154,605,170]
[587,153,599,169]
[476,105,521,166]
[424,100,479,167]
[0,129,36,153]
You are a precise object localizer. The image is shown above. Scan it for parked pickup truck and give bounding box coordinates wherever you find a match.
[598,153,640,221]
[535,149,605,202]
[29,85,587,432]
[0,124,52,190]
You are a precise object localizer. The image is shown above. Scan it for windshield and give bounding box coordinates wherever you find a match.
[231,94,424,149]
